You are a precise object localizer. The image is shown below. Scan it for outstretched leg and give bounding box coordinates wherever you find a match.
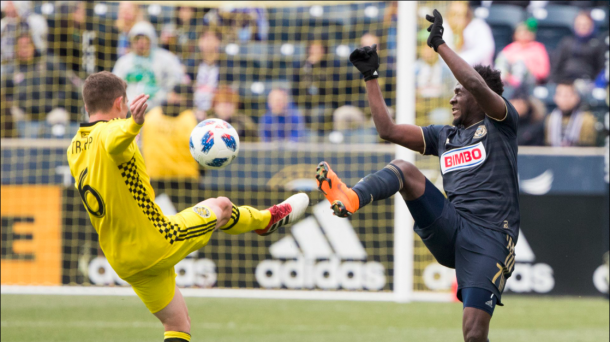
[200,194,309,237]
[316,159,457,267]
[142,193,309,341]
[316,159,426,216]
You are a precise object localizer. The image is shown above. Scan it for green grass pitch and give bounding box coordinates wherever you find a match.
[1,294,608,342]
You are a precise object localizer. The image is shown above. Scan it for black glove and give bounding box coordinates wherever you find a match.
[349,44,380,82]
[426,9,446,52]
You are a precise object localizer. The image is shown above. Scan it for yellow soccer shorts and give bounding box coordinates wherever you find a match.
[124,204,217,313]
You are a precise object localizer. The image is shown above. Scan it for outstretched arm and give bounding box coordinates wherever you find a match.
[426,10,506,120]
[350,45,425,153]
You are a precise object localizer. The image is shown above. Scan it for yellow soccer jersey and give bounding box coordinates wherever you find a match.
[67,117,181,278]
[141,107,199,180]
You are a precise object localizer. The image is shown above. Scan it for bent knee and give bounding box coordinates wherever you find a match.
[390,159,419,179]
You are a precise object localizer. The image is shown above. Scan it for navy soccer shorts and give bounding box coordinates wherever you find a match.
[406,178,516,313]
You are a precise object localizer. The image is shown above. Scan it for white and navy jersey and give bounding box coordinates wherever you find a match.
[421,97,520,239]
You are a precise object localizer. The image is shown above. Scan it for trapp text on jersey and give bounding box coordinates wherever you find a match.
[70,135,94,155]
[440,142,487,174]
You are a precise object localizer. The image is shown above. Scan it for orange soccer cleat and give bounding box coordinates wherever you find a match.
[315,161,360,217]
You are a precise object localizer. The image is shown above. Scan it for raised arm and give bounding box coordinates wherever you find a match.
[366,79,425,153]
[349,45,425,153]
[103,94,148,156]
[426,10,506,120]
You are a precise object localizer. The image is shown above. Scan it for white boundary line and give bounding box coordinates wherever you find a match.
[1,286,453,302]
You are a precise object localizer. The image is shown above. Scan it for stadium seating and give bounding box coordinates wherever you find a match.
[591,7,609,34]
[530,5,580,52]
[478,5,526,57]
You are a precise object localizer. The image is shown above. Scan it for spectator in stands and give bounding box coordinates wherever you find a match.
[361,32,379,49]
[446,1,495,66]
[544,80,599,146]
[142,84,199,181]
[331,105,379,144]
[292,40,331,132]
[47,2,118,80]
[160,6,201,60]
[114,2,143,58]
[496,19,550,87]
[509,85,545,146]
[260,88,305,143]
[1,33,74,126]
[113,21,184,109]
[383,1,398,52]
[361,31,397,74]
[552,11,605,82]
[207,86,258,142]
[1,1,48,64]
[203,7,268,42]
[189,30,221,120]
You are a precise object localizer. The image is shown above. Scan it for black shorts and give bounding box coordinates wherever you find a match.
[407,179,516,306]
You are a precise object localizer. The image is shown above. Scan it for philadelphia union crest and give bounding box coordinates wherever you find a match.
[474,125,487,139]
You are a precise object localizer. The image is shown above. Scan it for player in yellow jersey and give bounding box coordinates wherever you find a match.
[67,72,309,342]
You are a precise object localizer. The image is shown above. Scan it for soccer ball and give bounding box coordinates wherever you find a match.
[189,119,240,169]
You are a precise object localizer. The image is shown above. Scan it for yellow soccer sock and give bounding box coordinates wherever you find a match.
[220,204,271,235]
[164,330,191,342]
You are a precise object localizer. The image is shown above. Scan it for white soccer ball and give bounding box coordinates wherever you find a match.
[189,119,240,169]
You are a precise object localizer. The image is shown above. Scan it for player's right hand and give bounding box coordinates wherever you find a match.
[426,9,446,52]
[130,94,149,125]
[349,44,380,82]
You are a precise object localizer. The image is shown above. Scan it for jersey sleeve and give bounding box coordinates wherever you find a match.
[100,117,143,162]
[421,125,445,156]
[487,97,518,136]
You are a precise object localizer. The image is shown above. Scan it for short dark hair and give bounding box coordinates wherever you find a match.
[82,71,127,114]
[474,64,504,96]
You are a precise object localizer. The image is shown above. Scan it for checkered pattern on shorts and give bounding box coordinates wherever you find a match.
[118,156,181,244]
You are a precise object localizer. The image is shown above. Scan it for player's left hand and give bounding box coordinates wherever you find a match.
[130,94,149,125]
[426,9,446,52]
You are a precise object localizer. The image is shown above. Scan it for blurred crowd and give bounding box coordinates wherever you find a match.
[1,1,608,150]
